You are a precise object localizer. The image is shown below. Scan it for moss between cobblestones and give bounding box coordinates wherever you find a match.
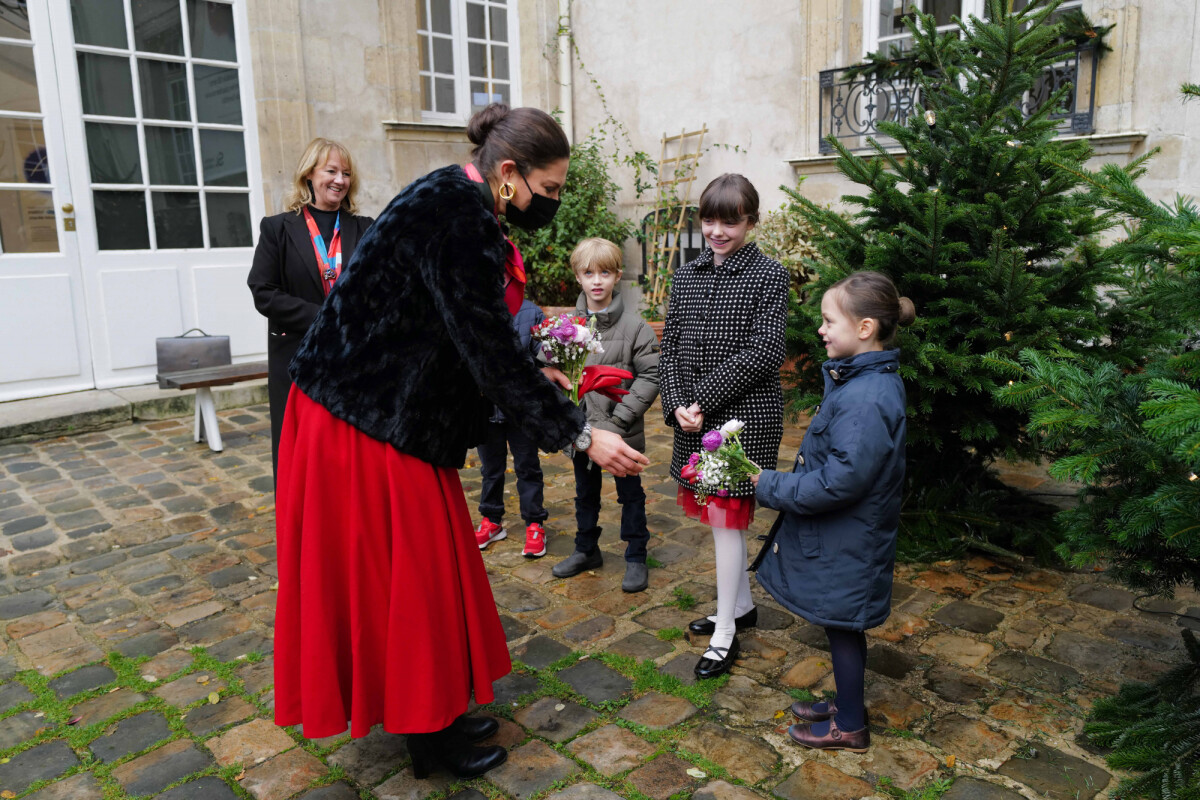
[0,646,282,799]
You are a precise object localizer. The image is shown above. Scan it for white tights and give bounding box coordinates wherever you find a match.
[706,525,754,655]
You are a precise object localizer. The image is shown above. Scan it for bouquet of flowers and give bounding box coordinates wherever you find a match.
[680,419,761,504]
[533,313,631,405]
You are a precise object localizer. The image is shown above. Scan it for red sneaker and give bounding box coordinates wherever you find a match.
[475,518,506,550]
[522,522,547,558]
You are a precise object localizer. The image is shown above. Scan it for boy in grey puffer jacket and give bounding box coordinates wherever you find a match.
[551,239,660,592]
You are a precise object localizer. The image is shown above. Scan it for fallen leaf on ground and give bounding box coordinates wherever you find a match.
[207,692,220,704]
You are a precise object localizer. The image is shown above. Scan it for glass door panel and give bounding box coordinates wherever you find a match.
[0,0,94,400]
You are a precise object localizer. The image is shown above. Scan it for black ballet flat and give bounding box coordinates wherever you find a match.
[449,713,499,743]
[408,729,506,779]
[687,607,758,636]
[694,635,740,680]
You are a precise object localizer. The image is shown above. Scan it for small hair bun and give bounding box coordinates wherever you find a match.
[897,296,917,327]
[467,103,511,146]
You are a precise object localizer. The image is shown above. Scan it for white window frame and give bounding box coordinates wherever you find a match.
[863,0,1083,57]
[69,0,257,252]
[417,0,521,124]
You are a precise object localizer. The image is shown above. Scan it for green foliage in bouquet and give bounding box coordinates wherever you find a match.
[781,0,1126,559]
[514,135,637,307]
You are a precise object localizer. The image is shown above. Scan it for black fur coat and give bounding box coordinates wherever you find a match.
[289,165,586,468]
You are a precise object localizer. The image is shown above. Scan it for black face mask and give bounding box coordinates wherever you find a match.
[504,173,560,230]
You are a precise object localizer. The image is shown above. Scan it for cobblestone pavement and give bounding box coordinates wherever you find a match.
[0,401,1192,799]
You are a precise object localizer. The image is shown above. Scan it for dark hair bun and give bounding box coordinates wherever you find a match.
[898,297,917,327]
[467,103,511,146]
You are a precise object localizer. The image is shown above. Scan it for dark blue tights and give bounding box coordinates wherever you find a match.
[808,627,867,735]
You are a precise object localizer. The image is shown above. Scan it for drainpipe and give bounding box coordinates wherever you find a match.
[558,0,573,145]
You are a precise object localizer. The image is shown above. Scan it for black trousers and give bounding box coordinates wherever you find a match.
[572,450,648,563]
[476,420,547,525]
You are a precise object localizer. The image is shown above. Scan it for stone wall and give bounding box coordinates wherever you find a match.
[246,0,564,219]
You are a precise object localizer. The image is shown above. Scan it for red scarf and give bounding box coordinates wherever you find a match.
[464,163,525,315]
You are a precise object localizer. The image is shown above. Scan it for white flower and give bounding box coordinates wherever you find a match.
[720,419,745,436]
[572,324,589,344]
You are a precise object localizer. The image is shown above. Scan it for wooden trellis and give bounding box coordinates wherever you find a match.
[643,124,706,315]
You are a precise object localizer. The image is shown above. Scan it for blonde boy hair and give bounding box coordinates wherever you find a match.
[570,238,624,277]
[283,137,359,214]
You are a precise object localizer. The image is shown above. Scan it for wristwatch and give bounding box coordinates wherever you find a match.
[573,423,593,452]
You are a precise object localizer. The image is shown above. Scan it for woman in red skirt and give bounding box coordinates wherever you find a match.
[272,105,647,779]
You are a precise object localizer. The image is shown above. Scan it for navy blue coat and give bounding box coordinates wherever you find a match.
[754,349,906,631]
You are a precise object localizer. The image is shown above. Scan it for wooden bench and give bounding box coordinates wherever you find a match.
[156,361,269,452]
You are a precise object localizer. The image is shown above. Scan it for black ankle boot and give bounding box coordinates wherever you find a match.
[449,713,499,743]
[408,727,506,779]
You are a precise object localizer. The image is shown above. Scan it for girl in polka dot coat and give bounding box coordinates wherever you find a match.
[659,173,789,679]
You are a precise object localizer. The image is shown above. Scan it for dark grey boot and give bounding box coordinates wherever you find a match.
[621,562,648,593]
[552,548,603,578]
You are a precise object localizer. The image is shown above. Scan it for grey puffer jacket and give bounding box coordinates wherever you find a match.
[574,291,660,453]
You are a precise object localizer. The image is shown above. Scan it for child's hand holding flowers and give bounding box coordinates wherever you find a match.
[681,419,762,504]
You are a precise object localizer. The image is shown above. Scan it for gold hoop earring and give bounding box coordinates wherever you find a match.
[499,182,516,200]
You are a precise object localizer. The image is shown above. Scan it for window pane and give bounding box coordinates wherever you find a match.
[492,81,509,107]
[70,0,126,48]
[434,77,455,113]
[0,190,57,253]
[490,6,508,41]
[491,45,508,81]
[132,0,184,55]
[152,191,202,248]
[77,53,135,117]
[0,45,40,113]
[139,58,191,121]
[206,193,251,247]
[926,0,961,27]
[420,75,432,111]
[470,80,488,112]
[418,35,429,70]
[430,0,451,34]
[466,2,485,38]
[468,42,486,78]
[199,129,246,186]
[95,190,150,250]
[416,0,427,29]
[432,36,453,73]
[85,122,142,183]
[187,0,237,61]
[0,118,48,184]
[193,65,241,124]
[145,125,197,185]
[878,0,912,39]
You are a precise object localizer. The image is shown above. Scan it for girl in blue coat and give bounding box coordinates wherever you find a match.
[751,271,915,753]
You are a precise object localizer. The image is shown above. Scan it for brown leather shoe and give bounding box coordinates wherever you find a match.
[787,719,870,752]
[790,700,835,722]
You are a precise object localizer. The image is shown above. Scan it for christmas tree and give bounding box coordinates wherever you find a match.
[785,0,1124,555]
[995,88,1200,595]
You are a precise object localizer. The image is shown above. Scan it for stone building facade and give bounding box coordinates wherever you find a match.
[0,0,1195,401]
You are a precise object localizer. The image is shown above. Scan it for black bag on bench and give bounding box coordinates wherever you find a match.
[156,328,231,388]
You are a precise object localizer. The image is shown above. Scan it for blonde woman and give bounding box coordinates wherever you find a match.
[248,138,375,477]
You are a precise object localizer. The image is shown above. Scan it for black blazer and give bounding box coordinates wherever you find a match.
[290,165,586,468]
[247,208,375,474]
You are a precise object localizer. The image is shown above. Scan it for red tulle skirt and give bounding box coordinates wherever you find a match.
[273,387,511,739]
[677,485,756,530]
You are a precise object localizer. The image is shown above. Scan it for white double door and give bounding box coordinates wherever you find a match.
[0,0,265,402]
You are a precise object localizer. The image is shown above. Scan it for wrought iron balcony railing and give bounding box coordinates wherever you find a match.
[817,41,1098,154]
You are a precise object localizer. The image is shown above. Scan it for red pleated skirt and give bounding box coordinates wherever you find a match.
[274,387,511,739]
[677,485,756,530]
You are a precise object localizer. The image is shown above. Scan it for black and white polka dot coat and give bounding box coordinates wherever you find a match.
[660,242,789,497]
